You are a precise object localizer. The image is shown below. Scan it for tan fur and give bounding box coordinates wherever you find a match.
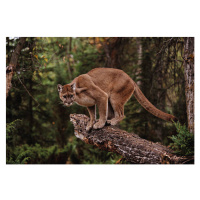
[58,68,177,131]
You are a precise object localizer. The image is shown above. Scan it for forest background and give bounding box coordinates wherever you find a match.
[6,37,193,164]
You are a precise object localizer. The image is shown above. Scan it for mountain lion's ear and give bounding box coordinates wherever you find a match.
[71,83,76,91]
[57,84,63,92]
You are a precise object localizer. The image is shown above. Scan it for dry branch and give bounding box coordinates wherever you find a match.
[70,114,194,164]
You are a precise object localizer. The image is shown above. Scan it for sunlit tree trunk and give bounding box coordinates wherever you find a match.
[136,37,142,86]
[184,37,194,133]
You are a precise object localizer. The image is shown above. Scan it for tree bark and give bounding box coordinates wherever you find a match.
[6,37,26,98]
[102,37,128,69]
[184,37,194,133]
[136,37,142,86]
[70,114,194,164]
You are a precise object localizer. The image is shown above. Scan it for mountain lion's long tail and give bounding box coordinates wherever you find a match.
[133,84,177,122]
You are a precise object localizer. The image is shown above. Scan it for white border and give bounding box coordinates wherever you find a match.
[1,1,199,200]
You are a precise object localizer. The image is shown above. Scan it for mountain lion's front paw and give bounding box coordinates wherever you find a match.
[93,121,105,129]
[86,123,93,132]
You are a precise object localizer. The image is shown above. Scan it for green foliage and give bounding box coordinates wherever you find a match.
[7,143,66,164]
[6,119,22,135]
[6,136,125,164]
[169,121,194,156]
[6,119,23,158]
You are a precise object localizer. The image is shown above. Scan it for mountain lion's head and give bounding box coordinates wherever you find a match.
[57,83,76,107]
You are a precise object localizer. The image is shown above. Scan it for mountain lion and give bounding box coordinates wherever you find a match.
[58,68,177,131]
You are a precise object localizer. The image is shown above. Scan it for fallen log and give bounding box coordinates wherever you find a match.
[70,114,194,164]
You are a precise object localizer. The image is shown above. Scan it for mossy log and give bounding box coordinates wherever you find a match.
[70,114,194,164]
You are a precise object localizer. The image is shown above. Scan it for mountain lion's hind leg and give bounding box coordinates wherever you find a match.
[107,83,134,125]
[107,94,128,125]
[107,101,115,120]
[107,104,125,125]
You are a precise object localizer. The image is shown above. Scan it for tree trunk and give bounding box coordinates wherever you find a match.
[184,37,194,133]
[136,37,142,86]
[70,114,194,164]
[6,37,26,98]
[103,37,128,69]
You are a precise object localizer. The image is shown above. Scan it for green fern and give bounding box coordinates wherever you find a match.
[169,121,194,156]
[6,119,22,135]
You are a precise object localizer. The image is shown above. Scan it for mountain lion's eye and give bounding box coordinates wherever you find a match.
[70,95,73,98]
